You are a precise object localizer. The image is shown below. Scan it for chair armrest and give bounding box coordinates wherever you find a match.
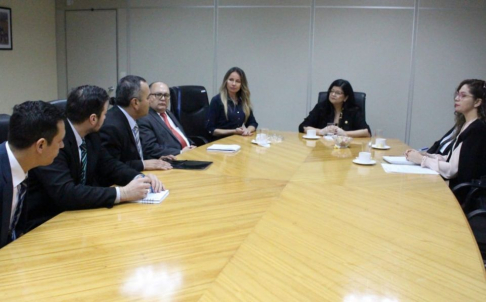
[188,136,209,147]
[467,208,486,220]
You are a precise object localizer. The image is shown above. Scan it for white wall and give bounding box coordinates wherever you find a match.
[0,0,57,114]
[55,0,486,148]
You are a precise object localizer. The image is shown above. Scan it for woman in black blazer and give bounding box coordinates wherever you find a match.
[406,79,486,202]
[298,79,370,137]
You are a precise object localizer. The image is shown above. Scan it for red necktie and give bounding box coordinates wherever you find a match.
[160,113,188,149]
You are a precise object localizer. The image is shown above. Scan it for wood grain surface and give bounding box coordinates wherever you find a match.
[1,132,485,301]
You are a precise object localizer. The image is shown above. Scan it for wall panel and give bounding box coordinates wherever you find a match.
[217,7,311,131]
[313,7,414,140]
[128,7,214,91]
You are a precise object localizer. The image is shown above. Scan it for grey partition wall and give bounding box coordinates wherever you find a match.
[56,0,486,147]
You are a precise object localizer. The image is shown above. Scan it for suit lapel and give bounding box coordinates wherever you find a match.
[64,121,82,183]
[151,109,180,144]
[0,143,13,247]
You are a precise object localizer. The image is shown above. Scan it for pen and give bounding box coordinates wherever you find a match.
[142,174,154,193]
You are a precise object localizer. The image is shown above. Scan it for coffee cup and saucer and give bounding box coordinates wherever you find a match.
[372,138,390,150]
[353,152,376,165]
[303,129,320,140]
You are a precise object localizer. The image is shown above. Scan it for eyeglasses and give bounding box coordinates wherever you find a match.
[454,92,473,99]
[151,93,170,99]
[330,90,344,96]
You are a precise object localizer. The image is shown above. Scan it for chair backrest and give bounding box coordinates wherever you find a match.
[318,91,366,119]
[0,114,10,144]
[169,85,212,144]
[49,99,67,112]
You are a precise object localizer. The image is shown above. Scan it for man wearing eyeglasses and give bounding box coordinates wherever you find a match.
[100,75,172,171]
[138,82,196,158]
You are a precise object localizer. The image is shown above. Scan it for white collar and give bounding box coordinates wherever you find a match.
[118,106,138,130]
[5,142,27,187]
[67,119,83,147]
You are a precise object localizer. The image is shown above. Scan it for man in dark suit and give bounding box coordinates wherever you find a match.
[99,75,172,171]
[22,85,164,233]
[1,101,65,249]
[139,82,196,158]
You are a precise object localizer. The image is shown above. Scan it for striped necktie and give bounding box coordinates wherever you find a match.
[80,139,87,184]
[133,125,143,160]
[10,179,27,241]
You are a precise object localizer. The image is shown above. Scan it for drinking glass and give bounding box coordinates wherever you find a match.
[374,129,383,145]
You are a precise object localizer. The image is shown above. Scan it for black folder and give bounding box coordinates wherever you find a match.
[169,160,213,170]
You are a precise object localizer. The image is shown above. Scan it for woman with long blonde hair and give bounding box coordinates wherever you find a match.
[206,67,258,137]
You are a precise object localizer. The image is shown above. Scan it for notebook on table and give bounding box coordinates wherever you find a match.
[207,144,241,152]
[382,156,416,165]
[135,190,170,204]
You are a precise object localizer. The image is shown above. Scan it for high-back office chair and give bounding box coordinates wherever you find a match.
[49,99,67,112]
[468,208,486,267]
[453,176,486,267]
[318,92,367,119]
[0,114,10,144]
[169,85,212,146]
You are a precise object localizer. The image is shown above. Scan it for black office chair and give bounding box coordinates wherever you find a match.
[318,92,366,119]
[0,114,10,144]
[454,176,486,213]
[452,176,486,267]
[467,208,486,267]
[49,99,67,112]
[169,85,212,146]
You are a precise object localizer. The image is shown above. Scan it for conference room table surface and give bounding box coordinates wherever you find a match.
[1,132,485,301]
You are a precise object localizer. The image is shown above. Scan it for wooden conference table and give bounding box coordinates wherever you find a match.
[1,132,485,301]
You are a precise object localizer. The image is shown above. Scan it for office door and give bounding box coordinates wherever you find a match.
[66,10,117,93]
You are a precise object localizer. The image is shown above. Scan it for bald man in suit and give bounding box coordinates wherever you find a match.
[138,82,196,158]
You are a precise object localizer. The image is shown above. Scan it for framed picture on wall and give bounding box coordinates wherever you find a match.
[0,7,12,50]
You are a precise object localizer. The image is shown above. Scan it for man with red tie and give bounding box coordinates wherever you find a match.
[138,82,196,158]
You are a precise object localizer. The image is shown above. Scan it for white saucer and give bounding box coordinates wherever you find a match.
[251,139,271,145]
[251,140,271,147]
[303,135,320,140]
[372,144,391,150]
[353,158,376,165]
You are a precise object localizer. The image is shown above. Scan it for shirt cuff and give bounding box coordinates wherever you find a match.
[114,187,121,204]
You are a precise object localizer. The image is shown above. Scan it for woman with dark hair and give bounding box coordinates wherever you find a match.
[206,67,258,137]
[298,79,370,137]
[406,79,486,201]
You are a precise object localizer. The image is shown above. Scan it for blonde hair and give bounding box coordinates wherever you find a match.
[219,67,252,123]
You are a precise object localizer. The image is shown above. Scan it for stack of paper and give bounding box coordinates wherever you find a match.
[136,190,170,204]
[381,164,439,175]
[382,156,416,165]
[207,144,241,152]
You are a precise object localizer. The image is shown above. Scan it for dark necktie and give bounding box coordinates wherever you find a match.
[80,139,87,184]
[10,179,27,241]
[160,113,188,149]
[133,125,143,159]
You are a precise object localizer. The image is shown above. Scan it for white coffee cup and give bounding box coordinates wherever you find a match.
[307,129,317,137]
[358,152,372,162]
[375,138,386,148]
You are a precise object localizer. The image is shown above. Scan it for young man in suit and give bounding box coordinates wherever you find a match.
[99,75,172,171]
[22,85,164,234]
[1,101,65,249]
[138,82,196,158]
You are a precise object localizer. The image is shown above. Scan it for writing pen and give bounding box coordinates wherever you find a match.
[142,174,153,193]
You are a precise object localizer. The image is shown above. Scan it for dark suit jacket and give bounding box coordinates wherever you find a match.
[427,126,454,155]
[138,108,194,158]
[0,142,13,248]
[21,120,139,233]
[99,106,144,171]
[449,119,486,203]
